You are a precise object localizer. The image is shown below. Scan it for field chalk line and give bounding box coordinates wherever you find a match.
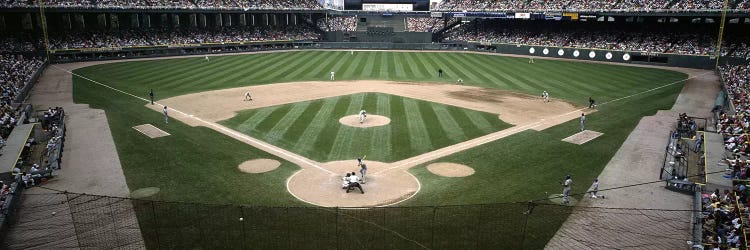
[371,70,713,176]
[51,64,336,175]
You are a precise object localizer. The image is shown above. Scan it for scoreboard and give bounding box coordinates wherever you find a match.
[344,0,430,11]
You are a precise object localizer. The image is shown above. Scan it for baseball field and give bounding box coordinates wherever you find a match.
[70,50,687,248]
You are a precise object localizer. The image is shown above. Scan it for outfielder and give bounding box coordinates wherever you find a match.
[358,110,367,124]
[205,55,210,62]
[244,91,252,101]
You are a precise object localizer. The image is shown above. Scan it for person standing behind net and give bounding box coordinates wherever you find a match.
[560,175,572,204]
[589,178,599,199]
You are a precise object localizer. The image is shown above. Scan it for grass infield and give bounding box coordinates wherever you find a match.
[71,51,687,248]
[220,92,511,162]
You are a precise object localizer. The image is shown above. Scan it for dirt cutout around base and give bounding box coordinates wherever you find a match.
[287,161,419,207]
[562,130,604,145]
[130,187,160,199]
[339,115,391,128]
[238,159,281,173]
[426,163,475,177]
[132,124,170,138]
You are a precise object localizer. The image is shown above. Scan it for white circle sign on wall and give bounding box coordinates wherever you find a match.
[605,52,613,60]
[558,49,564,56]
[589,51,596,58]
[623,53,631,61]
[573,50,580,57]
[529,47,535,54]
[543,48,549,55]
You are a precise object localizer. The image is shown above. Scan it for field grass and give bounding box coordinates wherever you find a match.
[220,93,510,162]
[71,50,688,248]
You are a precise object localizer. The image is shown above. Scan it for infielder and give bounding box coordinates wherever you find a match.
[358,110,367,124]
[542,91,549,103]
[244,91,252,101]
[163,106,169,124]
[330,71,335,81]
[580,113,585,131]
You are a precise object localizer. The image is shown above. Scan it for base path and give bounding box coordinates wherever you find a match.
[150,80,586,207]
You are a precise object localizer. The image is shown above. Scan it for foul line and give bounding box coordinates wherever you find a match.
[372,70,712,176]
[51,65,336,175]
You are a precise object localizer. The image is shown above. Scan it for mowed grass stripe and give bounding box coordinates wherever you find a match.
[233,107,279,133]
[131,58,223,85]
[372,94,392,159]
[312,96,350,158]
[392,52,407,78]
[284,52,329,81]
[372,52,384,79]
[462,109,497,134]
[464,54,526,90]
[403,98,433,153]
[360,52,378,79]
[328,94,365,160]
[401,53,422,78]
[445,106,485,137]
[409,52,433,79]
[340,51,367,79]
[488,57,548,93]
[253,105,293,143]
[261,52,321,81]
[389,97,411,158]
[194,53,281,86]
[416,101,452,146]
[252,52,311,82]
[440,53,495,84]
[454,53,518,89]
[281,99,324,143]
[431,104,467,142]
[265,102,311,145]
[292,98,339,154]
[310,52,347,80]
[165,56,256,90]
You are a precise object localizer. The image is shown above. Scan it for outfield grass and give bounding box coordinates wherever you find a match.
[72,51,687,247]
[220,93,510,162]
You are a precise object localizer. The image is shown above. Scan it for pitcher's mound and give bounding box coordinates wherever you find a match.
[238,159,281,173]
[339,115,391,128]
[427,163,475,177]
[287,161,419,207]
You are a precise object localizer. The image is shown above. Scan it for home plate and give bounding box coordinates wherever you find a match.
[562,130,603,145]
[133,124,170,138]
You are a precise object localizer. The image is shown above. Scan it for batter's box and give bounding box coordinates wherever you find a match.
[562,130,603,145]
[132,124,170,138]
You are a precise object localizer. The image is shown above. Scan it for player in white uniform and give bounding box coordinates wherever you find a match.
[205,55,210,62]
[244,91,252,101]
[358,110,367,124]
[561,175,572,204]
[542,91,549,103]
[330,71,335,81]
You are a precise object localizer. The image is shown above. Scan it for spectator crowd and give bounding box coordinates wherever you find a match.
[701,188,745,249]
[1,0,323,9]
[317,16,357,32]
[443,20,748,56]
[406,17,453,32]
[433,0,744,11]
[44,26,319,50]
[0,55,43,139]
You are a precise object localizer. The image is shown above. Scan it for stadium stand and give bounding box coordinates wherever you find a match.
[1,0,322,9]
[317,16,357,32]
[45,26,319,50]
[405,17,453,32]
[442,20,746,56]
